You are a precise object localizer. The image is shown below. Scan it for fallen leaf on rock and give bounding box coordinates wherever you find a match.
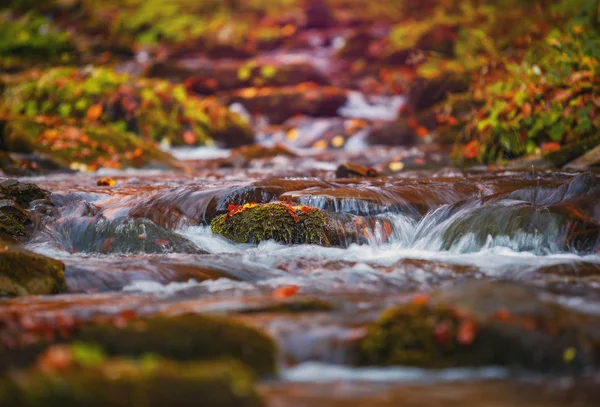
[97,177,116,187]
[273,285,299,300]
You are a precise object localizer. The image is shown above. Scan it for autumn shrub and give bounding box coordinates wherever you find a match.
[1,67,253,147]
[455,3,600,163]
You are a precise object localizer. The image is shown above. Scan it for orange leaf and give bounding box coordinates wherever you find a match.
[183,130,197,145]
[411,293,429,306]
[272,285,299,300]
[87,104,103,121]
[541,141,560,153]
[416,126,429,138]
[463,140,480,159]
[97,177,116,187]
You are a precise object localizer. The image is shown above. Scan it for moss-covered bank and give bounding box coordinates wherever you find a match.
[0,344,264,407]
[0,243,66,297]
[2,313,278,377]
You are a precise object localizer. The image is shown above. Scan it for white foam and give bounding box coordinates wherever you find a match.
[168,147,231,160]
[338,92,405,121]
[283,362,509,383]
[122,279,202,294]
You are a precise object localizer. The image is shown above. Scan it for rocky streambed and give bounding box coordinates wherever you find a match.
[1,161,600,406]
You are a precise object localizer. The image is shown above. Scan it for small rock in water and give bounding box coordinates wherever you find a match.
[336,163,380,179]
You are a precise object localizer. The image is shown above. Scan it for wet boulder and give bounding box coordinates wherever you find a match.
[211,202,331,246]
[0,345,264,407]
[211,201,395,247]
[0,243,66,297]
[336,163,380,179]
[359,280,600,373]
[130,178,331,228]
[438,173,600,254]
[0,199,30,237]
[0,179,48,208]
[0,179,50,238]
[47,217,205,255]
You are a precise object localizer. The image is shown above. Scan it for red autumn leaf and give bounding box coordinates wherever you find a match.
[273,285,299,300]
[541,141,561,153]
[280,201,299,222]
[457,320,477,345]
[434,321,453,345]
[447,116,458,126]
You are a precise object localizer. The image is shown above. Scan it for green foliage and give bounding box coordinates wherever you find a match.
[444,2,600,164]
[2,67,253,147]
[0,12,74,61]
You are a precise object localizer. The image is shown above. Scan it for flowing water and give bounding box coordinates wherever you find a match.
[4,158,600,405]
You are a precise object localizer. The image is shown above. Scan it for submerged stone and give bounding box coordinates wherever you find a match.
[50,217,205,255]
[359,280,600,373]
[0,345,264,407]
[0,243,66,297]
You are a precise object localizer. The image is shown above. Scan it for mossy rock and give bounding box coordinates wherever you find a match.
[0,179,48,208]
[0,199,29,237]
[211,202,330,246]
[53,217,206,254]
[0,347,264,407]
[359,281,600,373]
[64,314,278,377]
[1,119,175,171]
[0,243,66,296]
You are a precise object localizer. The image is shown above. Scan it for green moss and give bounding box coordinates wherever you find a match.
[359,302,473,368]
[0,200,29,237]
[359,299,595,372]
[211,203,330,245]
[0,244,66,296]
[67,313,278,377]
[0,352,264,407]
[0,179,48,208]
